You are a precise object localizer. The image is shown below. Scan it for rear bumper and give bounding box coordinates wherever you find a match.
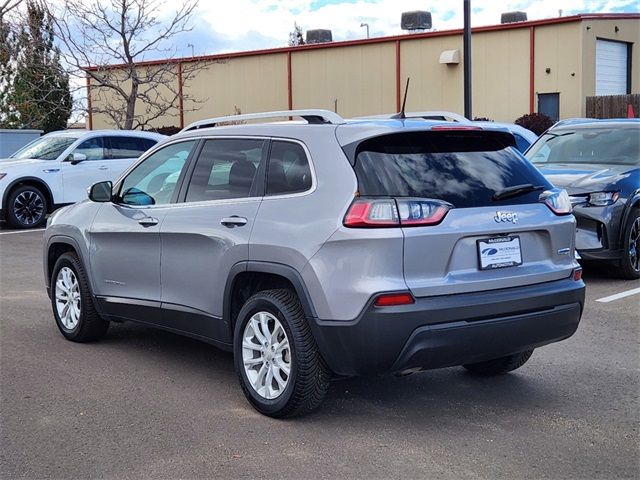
[309,277,585,377]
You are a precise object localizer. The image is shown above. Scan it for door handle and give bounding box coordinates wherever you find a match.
[221,216,248,228]
[138,217,159,227]
[98,165,108,170]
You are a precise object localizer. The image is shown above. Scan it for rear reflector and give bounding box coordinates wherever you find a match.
[374,292,415,307]
[573,267,583,281]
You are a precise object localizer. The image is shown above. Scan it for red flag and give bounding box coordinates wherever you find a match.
[628,103,636,118]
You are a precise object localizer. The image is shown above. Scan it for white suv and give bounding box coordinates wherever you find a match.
[0,130,164,228]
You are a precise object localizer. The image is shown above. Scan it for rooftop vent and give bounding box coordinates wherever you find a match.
[306,29,332,44]
[401,11,432,31]
[501,11,528,24]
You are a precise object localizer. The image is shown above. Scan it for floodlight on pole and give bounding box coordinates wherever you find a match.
[360,23,370,38]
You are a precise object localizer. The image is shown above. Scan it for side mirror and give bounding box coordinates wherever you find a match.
[69,152,87,165]
[88,181,113,202]
[121,187,155,206]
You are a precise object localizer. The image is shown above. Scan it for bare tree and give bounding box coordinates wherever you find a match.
[53,0,206,130]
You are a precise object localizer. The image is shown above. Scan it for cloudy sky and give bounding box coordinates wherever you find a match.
[170,0,638,57]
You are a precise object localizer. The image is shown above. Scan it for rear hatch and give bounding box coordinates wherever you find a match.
[347,129,577,297]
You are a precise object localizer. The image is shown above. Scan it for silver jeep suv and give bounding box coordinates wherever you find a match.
[44,110,585,417]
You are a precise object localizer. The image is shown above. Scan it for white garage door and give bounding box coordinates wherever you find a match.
[596,39,628,96]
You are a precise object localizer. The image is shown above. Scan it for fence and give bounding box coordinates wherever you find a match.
[585,94,640,118]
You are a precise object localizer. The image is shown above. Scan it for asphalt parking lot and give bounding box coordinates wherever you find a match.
[1,226,638,479]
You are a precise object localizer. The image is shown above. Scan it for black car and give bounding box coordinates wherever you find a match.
[526,119,640,279]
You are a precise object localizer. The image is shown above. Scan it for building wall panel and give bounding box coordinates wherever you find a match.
[291,43,396,117]
[182,53,289,126]
[534,22,583,119]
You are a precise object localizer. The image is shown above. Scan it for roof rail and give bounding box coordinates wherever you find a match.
[181,109,345,132]
[356,111,471,123]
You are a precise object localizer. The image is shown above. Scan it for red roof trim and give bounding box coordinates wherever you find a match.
[84,13,640,72]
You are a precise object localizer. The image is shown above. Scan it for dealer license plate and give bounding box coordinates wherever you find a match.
[477,236,522,270]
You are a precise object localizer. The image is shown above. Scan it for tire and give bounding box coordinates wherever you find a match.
[6,184,48,229]
[463,349,534,375]
[51,252,109,342]
[618,210,640,280]
[233,289,330,418]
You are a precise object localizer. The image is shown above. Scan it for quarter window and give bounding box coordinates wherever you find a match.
[266,141,312,195]
[119,141,195,206]
[185,139,265,202]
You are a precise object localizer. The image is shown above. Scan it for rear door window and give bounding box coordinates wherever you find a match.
[353,131,552,208]
[185,139,266,202]
[107,136,157,159]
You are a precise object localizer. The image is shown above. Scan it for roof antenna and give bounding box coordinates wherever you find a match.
[392,77,410,119]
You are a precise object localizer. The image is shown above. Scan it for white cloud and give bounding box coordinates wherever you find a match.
[179,0,638,54]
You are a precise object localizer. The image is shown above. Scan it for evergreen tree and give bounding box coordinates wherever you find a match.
[1,0,71,132]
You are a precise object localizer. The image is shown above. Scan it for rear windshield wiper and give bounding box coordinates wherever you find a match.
[492,184,545,201]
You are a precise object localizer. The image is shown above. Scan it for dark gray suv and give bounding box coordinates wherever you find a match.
[44,110,585,417]
[526,119,640,279]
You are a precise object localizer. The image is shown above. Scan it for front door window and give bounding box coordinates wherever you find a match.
[118,141,196,206]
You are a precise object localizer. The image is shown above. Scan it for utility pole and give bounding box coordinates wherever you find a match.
[463,0,472,119]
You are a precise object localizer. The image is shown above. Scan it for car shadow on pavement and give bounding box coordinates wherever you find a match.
[96,321,562,424]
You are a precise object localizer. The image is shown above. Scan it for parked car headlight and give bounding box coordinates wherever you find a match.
[587,191,619,207]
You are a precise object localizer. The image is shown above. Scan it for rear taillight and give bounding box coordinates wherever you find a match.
[344,197,452,228]
[540,189,573,216]
[374,292,415,307]
[396,199,451,226]
[343,198,399,227]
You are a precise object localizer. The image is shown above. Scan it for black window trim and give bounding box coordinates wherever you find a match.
[171,135,318,204]
[176,136,270,204]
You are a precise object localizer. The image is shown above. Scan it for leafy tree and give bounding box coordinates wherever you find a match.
[0,0,71,132]
[288,22,305,46]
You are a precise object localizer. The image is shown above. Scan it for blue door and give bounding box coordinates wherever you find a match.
[538,93,560,122]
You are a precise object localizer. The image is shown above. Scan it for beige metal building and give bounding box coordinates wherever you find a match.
[87,13,640,130]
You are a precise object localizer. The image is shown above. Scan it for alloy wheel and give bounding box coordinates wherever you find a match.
[13,190,44,226]
[629,217,640,273]
[242,311,291,399]
[55,267,81,330]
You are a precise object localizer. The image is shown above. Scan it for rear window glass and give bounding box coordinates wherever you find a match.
[353,132,551,208]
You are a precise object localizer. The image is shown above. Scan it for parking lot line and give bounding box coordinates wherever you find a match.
[595,287,640,303]
[0,229,45,236]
